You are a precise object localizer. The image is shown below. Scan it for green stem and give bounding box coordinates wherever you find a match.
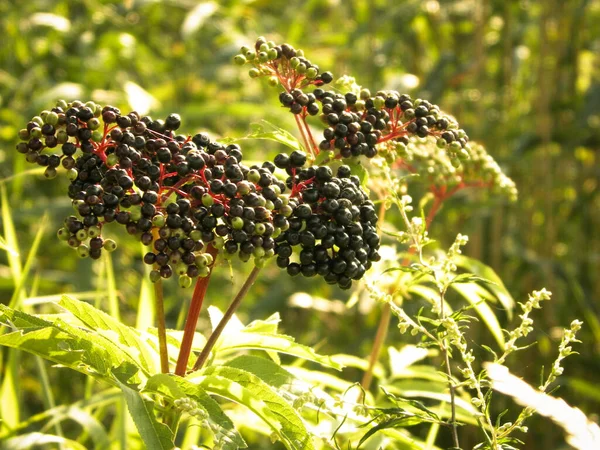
[360,303,391,391]
[192,266,262,372]
[154,279,169,374]
[175,245,218,376]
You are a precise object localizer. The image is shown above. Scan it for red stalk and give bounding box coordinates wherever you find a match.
[174,245,218,376]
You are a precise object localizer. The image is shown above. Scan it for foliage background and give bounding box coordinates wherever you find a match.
[0,0,598,448]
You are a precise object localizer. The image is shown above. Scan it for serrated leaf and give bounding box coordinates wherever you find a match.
[226,355,294,388]
[145,374,246,449]
[0,305,141,383]
[232,120,304,152]
[193,366,315,450]
[117,380,174,450]
[454,255,515,320]
[59,295,156,374]
[217,330,343,370]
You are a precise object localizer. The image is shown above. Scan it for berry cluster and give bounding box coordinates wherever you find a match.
[233,37,333,91]
[17,100,380,289]
[313,89,471,162]
[393,140,517,201]
[273,157,381,290]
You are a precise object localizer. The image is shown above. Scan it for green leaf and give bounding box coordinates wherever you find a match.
[117,380,174,450]
[58,295,156,374]
[380,386,440,421]
[145,374,246,449]
[217,330,343,370]
[232,120,304,152]
[207,307,342,370]
[454,255,515,320]
[359,415,433,448]
[449,273,496,285]
[450,283,505,349]
[226,355,295,388]
[193,366,315,450]
[0,305,141,383]
[1,432,88,450]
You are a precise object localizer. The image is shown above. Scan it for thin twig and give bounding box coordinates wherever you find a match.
[360,303,392,391]
[192,266,262,372]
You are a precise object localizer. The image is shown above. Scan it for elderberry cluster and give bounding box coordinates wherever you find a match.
[313,88,470,162]
[16,100,381,290]
[233,37,333,88]
[272,155,380,290]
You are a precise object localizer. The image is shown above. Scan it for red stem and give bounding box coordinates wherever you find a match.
[174,245,218,376]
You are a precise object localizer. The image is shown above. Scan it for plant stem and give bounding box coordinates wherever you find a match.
[192,266,261,372]
[294,114,313,157]
[360,303,391,391]
[175,245,218,376]
[154,279,169,374]
[440,291,460,449]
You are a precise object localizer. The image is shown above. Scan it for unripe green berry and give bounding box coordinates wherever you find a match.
[255,223,266,235]
[179,275,192,288]
[57,130,68,144]
[245,50,256,61]
[189,229,202,241]
[201,193,214,207]
[152,214,166,228]
[248,68,260,78]
[290,57,300,69]
[232,216,244,230]
[87,226,101,238]
[373,96,385,109]
[360,89,371,100]
[45,111,59,126]
[18,129,30,140]
[267,48,278,60]
[77,245,90,258]
[30,127,42,139]
[306,67,318,79]
[296,63,307,74]
[175,262,188,276]
[57,228,70,241]
[32,116,43,127]
[258,51,269,63]
[268,76,278,87]
[436,138,447,148]
[103,239,117,252]
[87,118,100,130]
[150,270,161,283]
[104,154,117,168]
[233,54,246,65]
[56,99,68,110]
[44,167,57,179]
[91,130,103,142]
[76,229,87,241]
[247,169,260,183]
[67,168,78,181]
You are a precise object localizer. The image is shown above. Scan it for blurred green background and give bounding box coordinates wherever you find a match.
[0,0,598,448]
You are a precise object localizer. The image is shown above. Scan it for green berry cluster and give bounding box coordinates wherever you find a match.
[233,37,333,90]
